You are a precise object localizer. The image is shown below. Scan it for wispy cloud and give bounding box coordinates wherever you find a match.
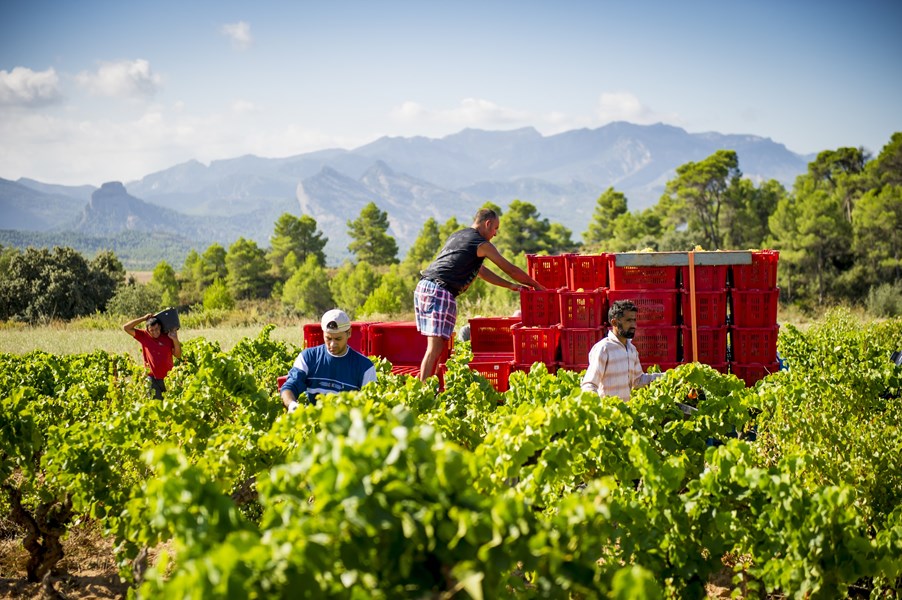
[231,99,260,114]
[595,92,680,126]
[0,67,62,107]
[76,59,162,99]
[222,21,253,50]
[392,98,532,129]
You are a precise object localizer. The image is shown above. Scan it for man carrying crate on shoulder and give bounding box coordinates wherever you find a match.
[280,309,377,413]
[414,208,545,381]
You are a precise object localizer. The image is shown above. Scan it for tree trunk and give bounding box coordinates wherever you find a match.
[5,484,73,583]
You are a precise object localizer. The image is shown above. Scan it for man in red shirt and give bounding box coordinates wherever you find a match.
[123,312,182,399]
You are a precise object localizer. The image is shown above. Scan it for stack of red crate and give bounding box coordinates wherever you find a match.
[680,264,729,373]
[606,255,680,370]
[729,250,780,385]
[522,253,609,374]
[465,316,520,392]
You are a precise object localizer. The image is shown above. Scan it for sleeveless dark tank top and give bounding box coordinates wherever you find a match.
[421,228,487,296]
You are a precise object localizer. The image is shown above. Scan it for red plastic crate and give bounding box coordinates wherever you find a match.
[607,255,679,290]
[731,250,779,290]
[559,289,607,328]
[512,362,559,375]
[607,290,679,326]
[681,326,728,364]
[730,289,779,327]
[730,326,779,364]
[468,316,519,354]
[681,289,728,327]
[391,364,421,377]
[468,357,513,392]
[566,254,608,290]
[519,288,561,327]
[277,375,287,391]
[511,323,561,365]
[680,264,729,291]
[369,321,452,366]
[303,322,371,354]
[631,326,680,364]
[527,254,569,289]
[731,362,781,386]
[560,326,607,367]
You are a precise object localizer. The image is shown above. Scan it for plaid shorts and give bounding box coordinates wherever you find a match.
[414,279,457,339]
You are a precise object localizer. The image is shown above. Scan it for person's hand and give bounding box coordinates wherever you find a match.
[144,313,154,321]
[287,400,299,414]
[168,328,179,340]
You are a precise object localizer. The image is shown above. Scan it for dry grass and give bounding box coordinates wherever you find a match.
[0,324,303,358]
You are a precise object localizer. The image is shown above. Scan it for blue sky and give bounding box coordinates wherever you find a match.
[1,0,900,186]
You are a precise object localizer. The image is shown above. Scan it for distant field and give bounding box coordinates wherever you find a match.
[0,324,303,362]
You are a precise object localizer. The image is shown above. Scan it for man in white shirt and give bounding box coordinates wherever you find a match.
[581,300,664,401]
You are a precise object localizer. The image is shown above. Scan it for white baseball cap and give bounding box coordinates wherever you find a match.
[321,309,351,333]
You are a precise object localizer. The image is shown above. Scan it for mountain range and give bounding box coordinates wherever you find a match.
[0,122,812,269]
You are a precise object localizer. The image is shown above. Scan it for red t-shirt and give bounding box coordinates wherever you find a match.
[133,329,175,379]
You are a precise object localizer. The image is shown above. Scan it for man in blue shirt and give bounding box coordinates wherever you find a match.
[280,309,377,412]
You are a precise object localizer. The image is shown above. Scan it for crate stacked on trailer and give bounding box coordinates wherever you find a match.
[557,254,608,372]
[606,254,681,371]
[679,260,729,374]
[729,250,780,385]
[522,253,610,374]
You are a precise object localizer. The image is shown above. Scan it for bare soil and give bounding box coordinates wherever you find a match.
[0,522,739,599]
[0,523,129,600]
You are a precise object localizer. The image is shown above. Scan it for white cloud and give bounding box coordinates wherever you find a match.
[231,100,260,114]
[222,21,253,50]
[595,92,679,126]
[0,67,62,106]
[76,59,162,99]
[392,98,532,129]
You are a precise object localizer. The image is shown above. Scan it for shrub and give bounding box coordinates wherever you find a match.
[106,282,162,317]
[203,278,235,312]
[866,281,902,317]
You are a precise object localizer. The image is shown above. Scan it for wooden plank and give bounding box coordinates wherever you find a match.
[613,251,753,267]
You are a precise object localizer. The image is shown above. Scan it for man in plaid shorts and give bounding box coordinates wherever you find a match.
[414,208,544,380]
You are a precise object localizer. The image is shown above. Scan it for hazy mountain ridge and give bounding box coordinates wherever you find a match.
[2,122,812,267]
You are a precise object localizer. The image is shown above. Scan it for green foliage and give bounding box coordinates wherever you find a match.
[328,261,381,317]
[105,281,163,317]
[867,281,902,317]
[359,265,412,318]
[88,250,127,312]
[0,246,124,322]
[281,254,334,316]
[347,202,399,266]
[659,149,742,249]
[225,238,272,300]
[400,217,442,280]
[203,278,235,311]
[492,199,573,256]
[268,213,328,280]
[852,184,902,289]
[583,187,629,248]
[151,260,179,307]
[3,315,902,597]
[760,309,902,525]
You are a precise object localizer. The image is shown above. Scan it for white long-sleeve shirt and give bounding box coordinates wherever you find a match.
[580,330,662,401]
